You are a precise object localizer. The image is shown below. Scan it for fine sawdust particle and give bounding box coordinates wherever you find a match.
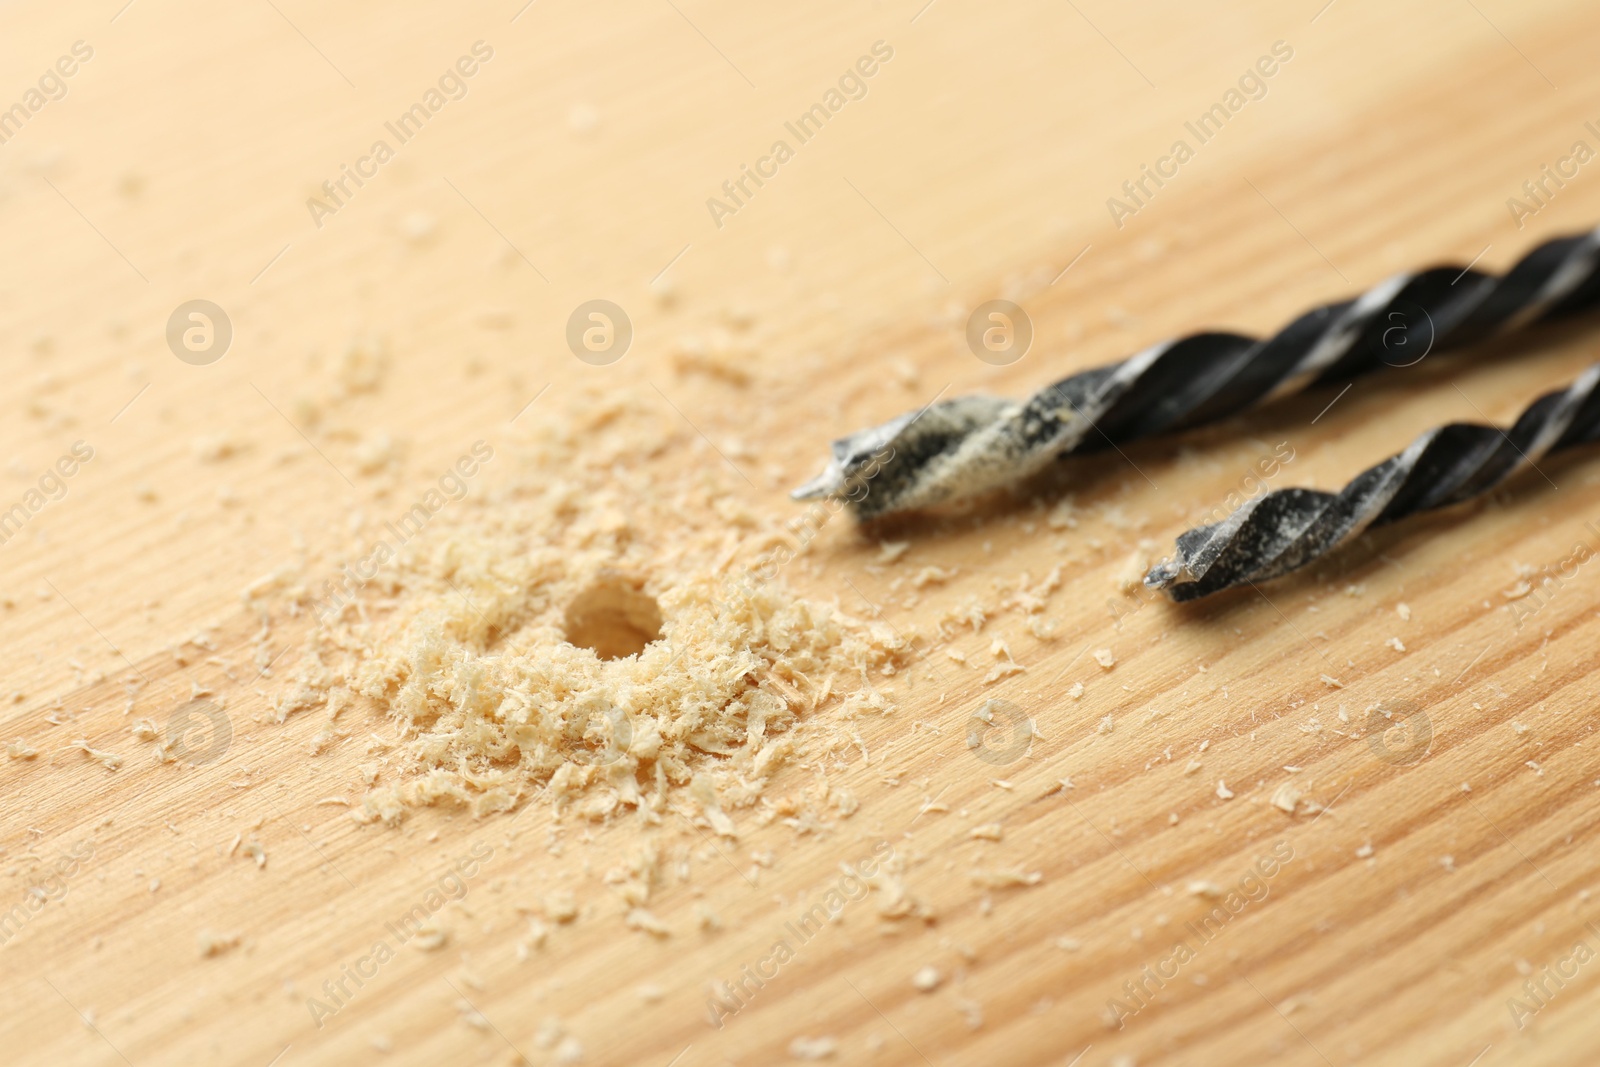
[197,929,241,957]
[545,890,578,923]
[1386,636,1406,653]
[73,739,123,771]
[877,541,910,564]
[912,965,944,992]
[1216,780,1235,800]
[788,1035,838,1060]
[970,867,1043,888]
[410,919,448,951]
[1093,648,1116,669]
[626,907,671,937]
[1067,682,1084,700]
[969,823,1004,841]
[1397,602,1412,621]
[6,739,38,759]
[1271,783,1301,814]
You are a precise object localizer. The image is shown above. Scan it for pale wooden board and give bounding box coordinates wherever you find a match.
[3,1,1600,1064]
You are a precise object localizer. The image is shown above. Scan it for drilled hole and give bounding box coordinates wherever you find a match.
[562,573,663,660]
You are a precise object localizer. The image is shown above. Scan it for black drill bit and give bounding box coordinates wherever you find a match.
[1144,363,1600,601]
[793,227,1600,520]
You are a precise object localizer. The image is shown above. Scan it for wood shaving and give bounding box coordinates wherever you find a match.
[877,541,909,563]
[197,929,241,957]
[788,1036,838,1060]
[625,907,671,937]
[983,661,1026,684]
[544,890,578,923]
[72,739,123,771]
[1271,783,1301,814]
[970,867,1042,888]
[410,918,448,950]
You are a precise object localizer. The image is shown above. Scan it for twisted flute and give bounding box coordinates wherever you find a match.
[1144,363,1600,601]
[793,226,1600,520]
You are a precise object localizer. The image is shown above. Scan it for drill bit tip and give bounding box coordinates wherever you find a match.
[790,465,844,501]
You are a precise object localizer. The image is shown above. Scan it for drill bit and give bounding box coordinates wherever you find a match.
[794,226,1600,520]
[1144,362,1600,601]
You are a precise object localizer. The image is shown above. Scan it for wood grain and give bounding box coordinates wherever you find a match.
[3,1,1599,1064]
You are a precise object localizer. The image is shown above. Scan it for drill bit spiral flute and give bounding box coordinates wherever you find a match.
[1144,363,1600,600]
[793,227,1600,520]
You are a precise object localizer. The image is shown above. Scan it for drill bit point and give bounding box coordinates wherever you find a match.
[1143,559,1184,590]
[791,466,844,501]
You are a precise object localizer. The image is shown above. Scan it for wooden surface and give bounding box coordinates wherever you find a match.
[4,1,1600,1064]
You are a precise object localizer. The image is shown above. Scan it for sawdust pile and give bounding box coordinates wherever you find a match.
[270,390,909,825]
